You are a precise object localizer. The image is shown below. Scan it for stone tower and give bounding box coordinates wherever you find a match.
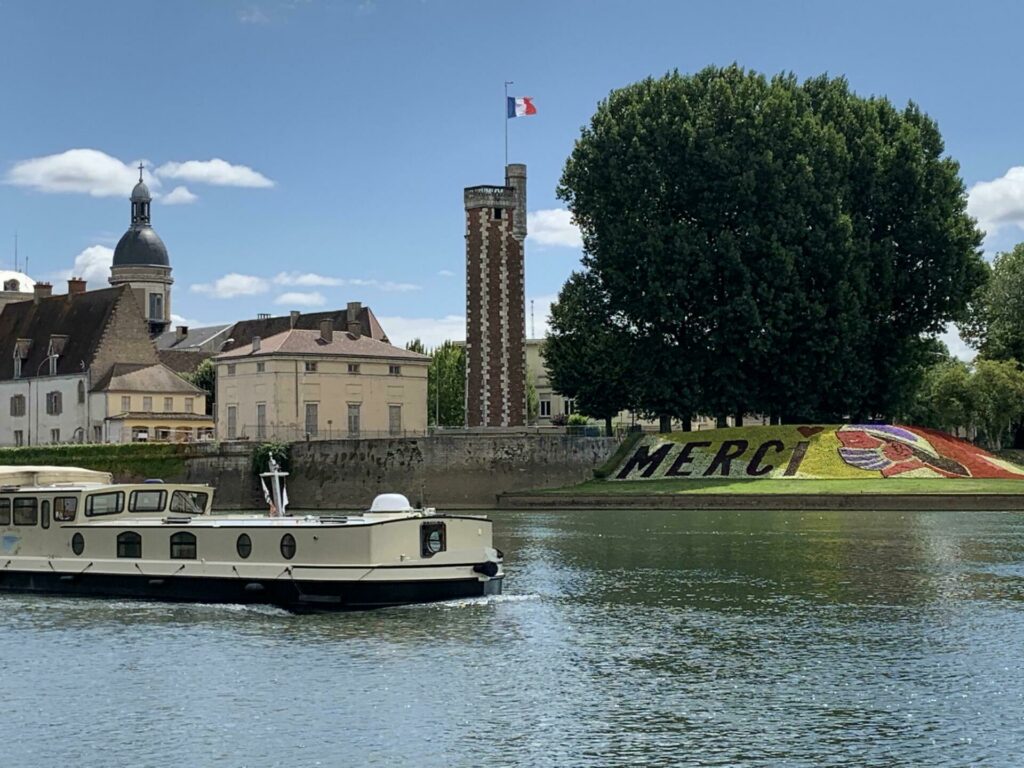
[464,163,527,427]
[109,165,173,336]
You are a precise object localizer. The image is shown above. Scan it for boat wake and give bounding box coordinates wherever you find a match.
[400,593,541,610]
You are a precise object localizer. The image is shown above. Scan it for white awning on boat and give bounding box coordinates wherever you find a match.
[0,465,114,487]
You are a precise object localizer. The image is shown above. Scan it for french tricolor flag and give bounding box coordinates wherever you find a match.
[507,96,537,118]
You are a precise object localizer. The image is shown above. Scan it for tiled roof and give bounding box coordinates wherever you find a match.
[222,306,388,352]
[157,349,211,374]
[91,362,205,394]
[215,329,430,361]
[155,323,232,350]
[0,286,125,380]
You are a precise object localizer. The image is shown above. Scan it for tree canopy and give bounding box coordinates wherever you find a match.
[961,243,1024,362]
[555,65,986,424]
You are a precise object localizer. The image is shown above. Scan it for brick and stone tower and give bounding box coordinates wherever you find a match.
[464,163,527,427]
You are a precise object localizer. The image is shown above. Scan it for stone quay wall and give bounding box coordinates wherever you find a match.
[173,435,618,510]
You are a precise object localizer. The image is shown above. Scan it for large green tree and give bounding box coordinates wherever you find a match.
[971,359,1024,451]
[961,243,1024,361]
[557,66,985,424]
[543,272,634,435]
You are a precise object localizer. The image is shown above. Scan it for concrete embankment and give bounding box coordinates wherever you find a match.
[164,434,619,510]
[498,492,1024,511]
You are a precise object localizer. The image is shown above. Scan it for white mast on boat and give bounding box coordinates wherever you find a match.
[260,454,289,516]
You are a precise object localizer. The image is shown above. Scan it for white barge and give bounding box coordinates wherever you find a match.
[0,465,504,612]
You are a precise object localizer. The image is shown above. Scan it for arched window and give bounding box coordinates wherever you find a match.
[169,531,197,560]
[117,531,142,558]
[78,380,85,404]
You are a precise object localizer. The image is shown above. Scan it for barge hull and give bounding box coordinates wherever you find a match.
[0,570,503,613]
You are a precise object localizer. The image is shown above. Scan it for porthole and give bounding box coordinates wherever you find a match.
[420,522,446,558]
[236,533,252,559]
[280,533,296,560]
[71,533,85,556]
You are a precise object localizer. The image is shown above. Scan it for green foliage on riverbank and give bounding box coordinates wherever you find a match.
[550,477,1024,495]
[0,443,188,480]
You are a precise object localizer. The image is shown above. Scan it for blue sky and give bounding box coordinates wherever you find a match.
[2,0,1024,352]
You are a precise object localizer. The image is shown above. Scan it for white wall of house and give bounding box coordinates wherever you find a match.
[0,373,89,446]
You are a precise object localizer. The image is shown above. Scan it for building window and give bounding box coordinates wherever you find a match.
[164,397,173,412]
[48,356,57,376]
[10,394,25,417]
[78,380,85,404]
[227,364,236,376]
[564,398,575,415]
[121,395,131,412]
[143,396,152,412]
[117,531,143,559]
[93,426,103,443]
[388,365,401,376]
[280,533,296,560]
[50,428,60,444]
[347,363,360,374]
[86,492,124,516]
[226,405,238,440]
[236,533,252,559]
[13,430,23,446]
[71,532,85,556]
[149,293,164,321]
[13,498,38,526]
[46,391,62,415]
[256,362,265,373]
[389,405,402,436]
[305,402,319,436]
[256,403,267,439]
[13,357,21,379]
[304,361,318,373]
[170,532,197,560]
[347,403,360,437]
[540,399,551,417]
[185,398,194,414]
[54,497,78,522]
[0,499,8,525]
[492,207,503,220]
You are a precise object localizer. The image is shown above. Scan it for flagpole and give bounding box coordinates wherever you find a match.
[504,80,513,168]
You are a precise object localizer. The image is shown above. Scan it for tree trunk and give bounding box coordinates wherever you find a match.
[658,414,672,433]
[716,414,728,429]
[682,415,692,432]
[605,416,613,437]
[770,414,781,426]
[735,413,744,427]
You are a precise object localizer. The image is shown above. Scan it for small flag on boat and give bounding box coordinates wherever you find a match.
[507,96,537,118]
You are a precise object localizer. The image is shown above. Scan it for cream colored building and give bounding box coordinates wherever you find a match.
[215,321,429,441]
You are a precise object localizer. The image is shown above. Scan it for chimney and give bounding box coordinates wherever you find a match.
[290,310,301,329]
[319,319,333,344]
[252,335,261,353]
[176,325,188,342]
[346,301,362,338]
[67,277,87,296]
[33,282,53,303]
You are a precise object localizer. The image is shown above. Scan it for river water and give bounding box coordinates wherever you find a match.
[3,508,1024,767]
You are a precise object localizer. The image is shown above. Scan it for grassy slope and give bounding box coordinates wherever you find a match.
[543,477,1024,495]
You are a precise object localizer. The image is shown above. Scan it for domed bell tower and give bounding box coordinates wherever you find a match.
[109,163,173,336]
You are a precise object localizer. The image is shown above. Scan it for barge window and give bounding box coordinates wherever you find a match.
[420,522,446,557]
[236,533,252,559]
[54,497,78,522]
[41,500,50,529]
[0,499,10,526]
[71,533,85,556]
[86,492,124,517]
[280,533,296,560]
[117,531,142,558]
[170,491,208,515]
[130,490,167,513]
[13,498,38,526]
[170,532,197,560]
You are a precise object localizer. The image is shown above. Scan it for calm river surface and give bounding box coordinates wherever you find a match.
[3,509,1024,767]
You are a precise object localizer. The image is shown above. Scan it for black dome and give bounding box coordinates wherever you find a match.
[131,180,151,201]
[113,226,169,267]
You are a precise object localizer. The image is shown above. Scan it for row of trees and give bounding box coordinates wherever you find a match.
[545,66,987,432]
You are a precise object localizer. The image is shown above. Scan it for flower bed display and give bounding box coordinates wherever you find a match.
[611,425,1024,481]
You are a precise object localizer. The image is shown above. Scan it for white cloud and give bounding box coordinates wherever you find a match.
[53,245,114,284]
[155,159,274,188]
[190,273,269,299]
[967,166,1024,237]
[238,5,270,24]
[939,324,976,362]
[273,271,344,287]
[170,313,217,328]
[5,149,157,197]
[347,278,421,292]
[438,269,455,277]
[275,291,326,307]
[378,314,466,348]
[527,208,582,248]
[162,186,197,205]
